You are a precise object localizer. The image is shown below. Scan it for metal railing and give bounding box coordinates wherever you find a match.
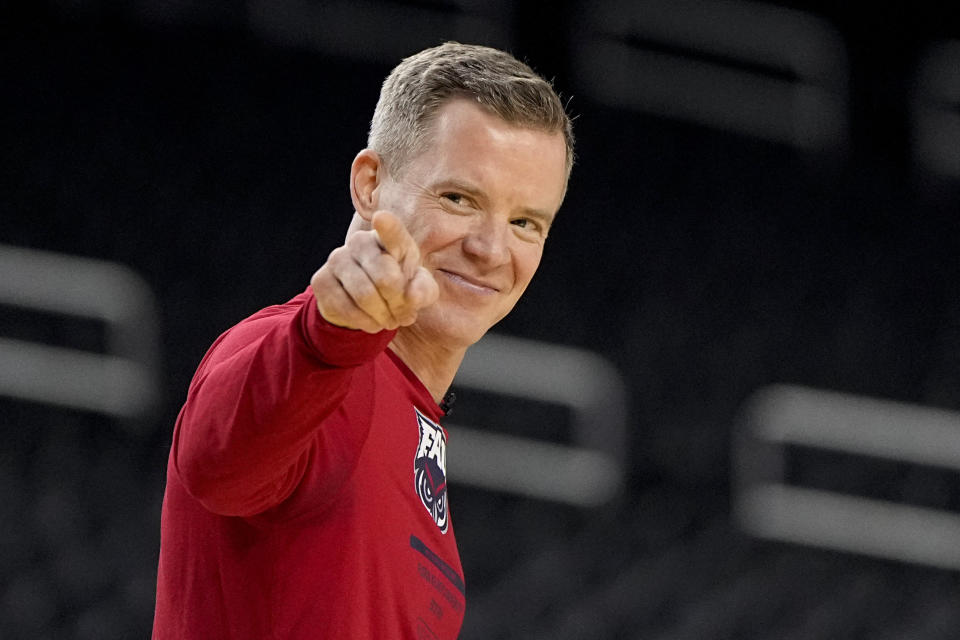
[733,384,960,571]
[449,331,627,507]
[0,244,160,429]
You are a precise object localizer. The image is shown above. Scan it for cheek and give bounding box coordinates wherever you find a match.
[513,247,544,288]
[412,216,463,257]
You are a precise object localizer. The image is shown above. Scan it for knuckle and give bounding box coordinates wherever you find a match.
[326,246,351,267]
[350,282,379,307]
[373,269,405,295]
[310,266,327,290]
[311,268,340,298]
[344,233,372,256]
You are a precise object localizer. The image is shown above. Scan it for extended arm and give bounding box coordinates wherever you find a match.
[170,292,394,516]
[170,211,437,517]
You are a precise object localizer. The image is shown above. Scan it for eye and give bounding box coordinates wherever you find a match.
[511,217,542,232]
[441,192,465,205]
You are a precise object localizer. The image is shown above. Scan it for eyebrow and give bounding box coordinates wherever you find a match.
[434,179,557,227]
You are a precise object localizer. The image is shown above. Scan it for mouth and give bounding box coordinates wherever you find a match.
[437,269,500,294]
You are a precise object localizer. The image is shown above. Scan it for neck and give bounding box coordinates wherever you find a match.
[388,328,467,404]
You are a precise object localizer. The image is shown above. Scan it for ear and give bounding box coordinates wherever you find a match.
[350,149,384,221]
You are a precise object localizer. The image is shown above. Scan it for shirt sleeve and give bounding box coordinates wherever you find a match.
[169,289,396,517]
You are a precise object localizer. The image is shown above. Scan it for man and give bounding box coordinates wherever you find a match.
[153,41,573,639]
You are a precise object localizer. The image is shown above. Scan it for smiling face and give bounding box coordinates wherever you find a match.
[370,98,568,350]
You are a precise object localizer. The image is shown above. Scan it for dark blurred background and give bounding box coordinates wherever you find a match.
[3,1,960,638]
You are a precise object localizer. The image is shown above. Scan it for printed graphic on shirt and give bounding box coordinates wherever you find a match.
[416,618,440,640]
[414,408,448,533]
[410,534,465,601]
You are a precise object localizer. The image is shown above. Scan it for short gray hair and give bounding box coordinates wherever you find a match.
[368,42,574,178]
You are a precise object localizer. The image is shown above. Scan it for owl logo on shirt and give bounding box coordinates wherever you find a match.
[414,408,448,533]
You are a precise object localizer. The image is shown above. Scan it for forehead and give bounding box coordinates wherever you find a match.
[412,99,568,210]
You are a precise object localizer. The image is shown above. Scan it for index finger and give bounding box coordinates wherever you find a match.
[372,210,420,277]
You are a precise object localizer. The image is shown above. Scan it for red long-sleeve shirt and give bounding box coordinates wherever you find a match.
[153,289,465,639]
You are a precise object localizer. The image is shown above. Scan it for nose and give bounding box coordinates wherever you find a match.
[461,215,511,267]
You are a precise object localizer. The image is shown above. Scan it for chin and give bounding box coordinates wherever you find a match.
[416,305,498,349]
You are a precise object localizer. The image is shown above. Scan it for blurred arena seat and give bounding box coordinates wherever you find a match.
[733,384,960,570]
[0,245,161,638]
[446,333,627,637]
[911,39,960,181]
[0,244,160,425]
[247,0,514,62]
[449,331,627,507]
[569,0,850,157]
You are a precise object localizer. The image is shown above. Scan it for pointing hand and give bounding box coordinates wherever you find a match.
[310,211,440,333]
